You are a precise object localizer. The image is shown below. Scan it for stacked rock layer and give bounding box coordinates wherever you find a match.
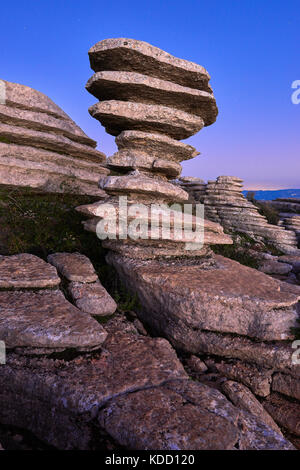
[0,80,109,195]
[77,38,232,258]
[179,176,299,254]
[271,199,300,246]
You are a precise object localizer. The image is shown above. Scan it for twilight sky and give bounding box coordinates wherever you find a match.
[1,0,299,189]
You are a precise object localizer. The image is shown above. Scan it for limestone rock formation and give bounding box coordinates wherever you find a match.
[179,176,300,254]
[78,38,231,258]
[107,253,300,344]
[272,199,300,246]
[0,314,293,450]
[47,252,117,316]
[0,80,109,195]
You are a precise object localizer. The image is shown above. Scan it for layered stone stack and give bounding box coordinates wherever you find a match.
[0,80,108,195]
[76,38,232,258]
[279,215,300,245]
[271,199,300,246]
[181,175,299,254]
[178,176,207,201]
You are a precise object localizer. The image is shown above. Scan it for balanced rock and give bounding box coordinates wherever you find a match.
[88,38,212,91]
[80,38,232,258]
[0,80,108,195]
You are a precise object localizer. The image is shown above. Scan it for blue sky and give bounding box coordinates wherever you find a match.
[1,0,299,189]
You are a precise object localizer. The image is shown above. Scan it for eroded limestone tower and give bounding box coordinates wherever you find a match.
[77,38,232,258]
[0,80,108,195]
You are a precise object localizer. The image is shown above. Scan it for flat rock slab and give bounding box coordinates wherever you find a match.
[88,38,212,92]
[0,289,107,350]
[107,253,300,344]
[0,327,292,450]
[89,100,204,139]
[115,130,199,162]
[68,281,117,316]
[86,71,217,125]
[258,260,293,275]
[279,255,300,273]
[0,254,60,289]
[99,172,189,202]
[47,252,98,283]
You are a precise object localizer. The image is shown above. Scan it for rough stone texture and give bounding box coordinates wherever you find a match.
[0,80,108,194]
[272,373,300,401]
[214,360,272,397]
[0,289,107,350]
[183,330,300,377]
[99,379,292,450]
[47,252,98,283]
[88,38,212,92]
[264,393,300,437]
[107,252,300,344]
[0,253,60,288]
[0,143,108,196]
[86,71,217,124]
[99,171,189,202]
[89,100,205,139]
[0,331,187,449]
[258,260,293,275]
[222,380,282,434]
[279,255,300,273]
[115,130,199,162]
[179,175,300,255]
[185,355,208,374]
[68,281,117,316]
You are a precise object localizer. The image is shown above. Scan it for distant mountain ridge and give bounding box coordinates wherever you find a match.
[242,188,300,201]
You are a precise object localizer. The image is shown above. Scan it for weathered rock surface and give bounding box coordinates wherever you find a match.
[179,175,300,254]
[258,260,293,275]
[222,380,282,434]
[0,80,108,194]
[0,326,292,450]
[86,71,217,124]
[0,253,60,288]
[215,360,272,397]
[68,281,117,316]
[0,143,108,196]
[99,171,189,202]
[115,130,199,161]
[0,289,107,351]
[107,253,300,344]
[47,252,98,283]
[264,393,300,437]
[88,38,212,92]
[272,373,300,401]
[89,100,205,139]
[279,255,300,273]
